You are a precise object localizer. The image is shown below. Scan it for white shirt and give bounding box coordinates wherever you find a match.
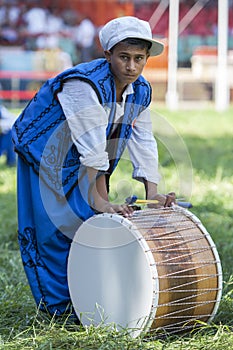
[23,7,48,35]
[74,19,96,48]
[57,79,160,184]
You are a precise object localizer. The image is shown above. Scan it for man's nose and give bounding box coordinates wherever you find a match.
[127,59,136,71]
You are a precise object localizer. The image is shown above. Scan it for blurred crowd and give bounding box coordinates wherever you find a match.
[0,0,101,65]
[0,0,102,166]
[1,0,233,66]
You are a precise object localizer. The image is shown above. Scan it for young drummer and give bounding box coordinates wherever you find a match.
[12,16,175,317]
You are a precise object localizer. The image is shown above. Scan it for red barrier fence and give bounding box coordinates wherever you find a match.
[0,71,57,104]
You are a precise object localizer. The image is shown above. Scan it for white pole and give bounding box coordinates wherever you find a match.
[215,0,229,111]
[165,0,179,110]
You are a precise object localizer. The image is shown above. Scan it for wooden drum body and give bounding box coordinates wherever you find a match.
[68,206,222,336]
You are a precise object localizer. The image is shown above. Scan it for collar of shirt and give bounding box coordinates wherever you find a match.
[115,83,134,122]
[121,83,134,103]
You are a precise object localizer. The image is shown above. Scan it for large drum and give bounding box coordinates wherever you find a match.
[68,206,222,337]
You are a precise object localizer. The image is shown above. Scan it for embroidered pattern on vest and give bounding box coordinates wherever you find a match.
[12,59,151,197]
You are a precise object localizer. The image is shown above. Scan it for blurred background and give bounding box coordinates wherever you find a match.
[0,0,232,109]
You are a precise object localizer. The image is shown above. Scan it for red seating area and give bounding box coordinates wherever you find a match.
[135,3,232,37]
[135,2,233,67]
[0,70,57,102]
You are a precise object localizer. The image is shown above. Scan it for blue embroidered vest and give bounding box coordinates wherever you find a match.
[12,58,152,198]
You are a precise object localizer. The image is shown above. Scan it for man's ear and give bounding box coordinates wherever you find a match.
[104,50,111,63]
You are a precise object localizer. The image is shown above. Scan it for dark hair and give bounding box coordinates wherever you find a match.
[110,38,152,53]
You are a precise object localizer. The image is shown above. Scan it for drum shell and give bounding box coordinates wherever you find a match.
[129,207,222,332]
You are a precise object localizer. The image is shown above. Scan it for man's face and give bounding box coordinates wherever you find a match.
[105,42,149,87]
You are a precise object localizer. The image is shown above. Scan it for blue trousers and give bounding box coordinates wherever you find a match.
[17,157,93,316]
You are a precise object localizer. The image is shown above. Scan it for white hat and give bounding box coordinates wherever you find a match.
[99,16,164,57]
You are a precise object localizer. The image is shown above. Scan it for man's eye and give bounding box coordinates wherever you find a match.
[120,56,128,61]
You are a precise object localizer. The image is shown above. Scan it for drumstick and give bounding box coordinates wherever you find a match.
[125,195,192,208]
[135,199,192,208]
[134,199,159,204]
[125,196,159,205]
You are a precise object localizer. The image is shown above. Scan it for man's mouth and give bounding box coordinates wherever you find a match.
[125,73,136,78]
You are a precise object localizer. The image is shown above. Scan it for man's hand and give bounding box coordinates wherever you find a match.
[96,201,134,217]
[147,192,176,208]
[143,180,176,208]
[87,167,134,217]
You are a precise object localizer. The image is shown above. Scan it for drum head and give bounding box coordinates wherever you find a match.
[68,213,158,336]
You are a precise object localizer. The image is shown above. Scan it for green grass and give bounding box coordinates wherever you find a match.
[1,105,233,349]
